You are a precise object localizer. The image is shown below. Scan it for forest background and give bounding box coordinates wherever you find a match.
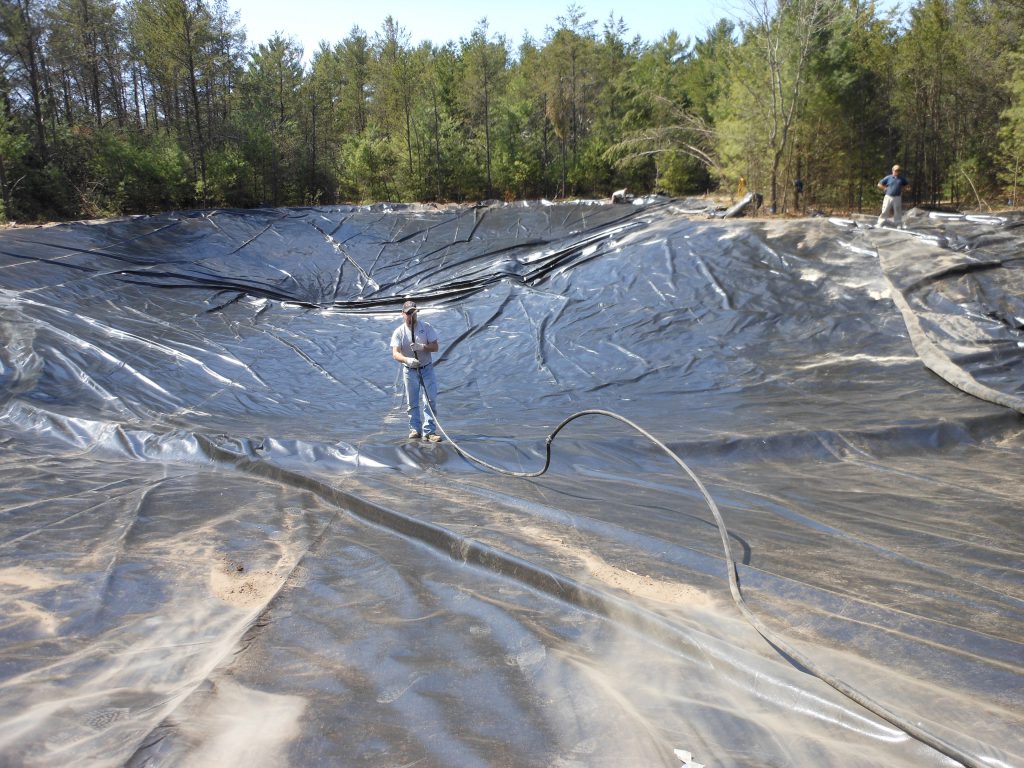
[2,0,1023,223]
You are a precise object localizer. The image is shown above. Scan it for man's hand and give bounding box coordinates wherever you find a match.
[405,357,421,368]
[409,342,426,352]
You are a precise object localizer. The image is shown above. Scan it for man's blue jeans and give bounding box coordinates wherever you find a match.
[403,363,438,435]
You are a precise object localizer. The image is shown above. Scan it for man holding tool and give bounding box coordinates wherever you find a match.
[390,300,442,442]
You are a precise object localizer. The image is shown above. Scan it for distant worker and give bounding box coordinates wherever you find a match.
[876,164,910,229]
[391,300,442,442]
[737,176,747,199]
[611,187,632,204]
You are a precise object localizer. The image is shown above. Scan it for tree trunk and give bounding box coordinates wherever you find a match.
[17,0,48,156]
[184,34,207,205]
[0,154,10,218]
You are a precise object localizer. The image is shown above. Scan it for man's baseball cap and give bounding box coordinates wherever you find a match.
[402,300,417,314]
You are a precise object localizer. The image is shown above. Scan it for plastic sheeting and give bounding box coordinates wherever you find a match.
[0,200,1021,768]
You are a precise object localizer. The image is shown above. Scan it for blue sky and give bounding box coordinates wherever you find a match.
[231,0,907,64]
[231,0,746,60]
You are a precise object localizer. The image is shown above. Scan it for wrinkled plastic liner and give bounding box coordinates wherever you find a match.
[1,201,1021,767]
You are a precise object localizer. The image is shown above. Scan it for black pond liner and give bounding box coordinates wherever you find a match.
[0,200,1021,767]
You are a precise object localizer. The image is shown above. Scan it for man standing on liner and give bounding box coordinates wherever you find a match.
[876,164,911,229]
[391,300,442,442]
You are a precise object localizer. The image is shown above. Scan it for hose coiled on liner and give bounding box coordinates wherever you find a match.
[417,395,983,768]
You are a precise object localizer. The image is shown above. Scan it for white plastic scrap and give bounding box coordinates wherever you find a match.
[674,747,705,768]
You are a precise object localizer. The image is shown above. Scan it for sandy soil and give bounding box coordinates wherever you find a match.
[0,567,70,635]
[518,525,715,608]
[209,558,288,609]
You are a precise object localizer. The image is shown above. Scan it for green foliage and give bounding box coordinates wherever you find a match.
[31,125,188,218]
[997,49,1024,204]
[235,34,306,206]
[893,0,1010,205]
[1,0,1023,220]
[604,29,719,196]
[338,132,399,202]
[716,0,846,211]
[0,112,31,222]
[117,133,191,212]
[206,144,256,208]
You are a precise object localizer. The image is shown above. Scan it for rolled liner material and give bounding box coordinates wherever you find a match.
[0,201,1021,767]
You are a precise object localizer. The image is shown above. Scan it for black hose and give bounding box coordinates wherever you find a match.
[416,395,982,768]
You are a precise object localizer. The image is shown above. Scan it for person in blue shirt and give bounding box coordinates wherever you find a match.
[876,164,911,229]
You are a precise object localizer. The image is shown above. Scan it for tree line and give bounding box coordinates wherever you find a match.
[1,0,1023,223]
